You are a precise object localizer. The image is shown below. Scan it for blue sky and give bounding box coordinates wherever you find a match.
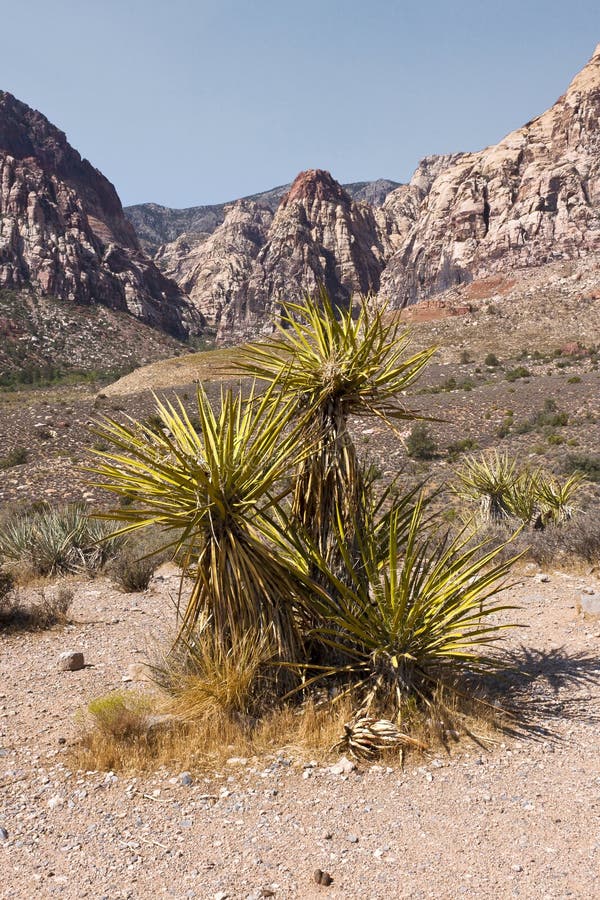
[2,0,599,207]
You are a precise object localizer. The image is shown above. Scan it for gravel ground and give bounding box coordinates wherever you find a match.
[1,566,600,899]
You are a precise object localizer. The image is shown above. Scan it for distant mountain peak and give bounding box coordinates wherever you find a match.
[281,169,351,207]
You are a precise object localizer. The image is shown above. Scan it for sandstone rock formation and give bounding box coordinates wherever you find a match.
[0,92,201,338]
[152,43,600,341]
[157,170,389,341]
[126,179,399,253]
[155,200,273,327]
[380,43,600,304]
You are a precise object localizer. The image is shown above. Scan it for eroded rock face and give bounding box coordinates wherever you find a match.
[157,170,388,341]
[152,43,600,339]
[380,44,600,304]
[156,200,273,328]
[0,92,201,338]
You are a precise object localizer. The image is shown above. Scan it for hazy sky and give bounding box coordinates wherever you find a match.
[2,1,599,207]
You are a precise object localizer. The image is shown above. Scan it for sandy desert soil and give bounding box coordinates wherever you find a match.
[1,565,600,900]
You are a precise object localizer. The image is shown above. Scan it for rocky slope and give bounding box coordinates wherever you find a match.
[125,179,400,253]
[0,92,201,339]
[380,42,600,305]
[150,43,600,341]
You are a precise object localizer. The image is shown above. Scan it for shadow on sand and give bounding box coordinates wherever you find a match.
[476,645,600,742]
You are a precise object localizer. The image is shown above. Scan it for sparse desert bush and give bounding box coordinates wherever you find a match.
[0,582,73,630]
[531,398,568,429]
[406,422,437,459]
[476,510,600,567]
[484,352,500,367]
[0,504,122,576]
[505,366,531,382]
[109,529,171,592]
[0,446,28,469]
[87,691,153,741]
[110,550,157,592]
[447,437,478,459]
[564,452,600,483]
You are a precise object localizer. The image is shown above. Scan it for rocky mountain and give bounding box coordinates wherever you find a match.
[0,92,202,340]
[380,42,600,305]
[148,43,600,342]
[157,170,389,341]
[125,179,400,253]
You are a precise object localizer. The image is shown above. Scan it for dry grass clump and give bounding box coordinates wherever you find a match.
[0,577,73,630]
[156,623,278,720]
[73,679,511,774]
[72,689,357,773]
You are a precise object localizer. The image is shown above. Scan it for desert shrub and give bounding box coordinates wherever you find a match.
[564,453,600,483]
[0,447,28,469]
[0,583,73,630]
[0,504,122,575]
[109,529,171,593]
[447,438,478,460]
[87,692,152,741]
[484,353,500,367]
[531,399,568,428]
[110,550,157,592]
[505,366,531,382]
[406,423,437,459]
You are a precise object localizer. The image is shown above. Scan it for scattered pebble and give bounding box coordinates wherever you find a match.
[329,756,356,776]
[57,651,84,672]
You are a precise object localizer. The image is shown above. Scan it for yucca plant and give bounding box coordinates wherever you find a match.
[238,289,435,572]
[536,472,584,525]
[454,453,586,530]
[0,503,121,575]
[453,451,519,524]
[88,384,308,661]
[506,467,543,525]
[302,495,519,716]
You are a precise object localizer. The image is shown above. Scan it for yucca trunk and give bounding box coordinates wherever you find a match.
[178,523,304,668]
[293,399,363,581]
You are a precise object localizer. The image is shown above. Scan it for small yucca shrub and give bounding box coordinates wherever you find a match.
[88,384,309,662]
[302,495,519,716]
[453,453,585,529]
[0,504,121,575]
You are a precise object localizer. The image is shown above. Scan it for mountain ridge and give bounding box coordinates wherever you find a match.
[125,178,401,253]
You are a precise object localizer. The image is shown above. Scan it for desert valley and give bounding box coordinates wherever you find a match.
[1,37,600,900]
